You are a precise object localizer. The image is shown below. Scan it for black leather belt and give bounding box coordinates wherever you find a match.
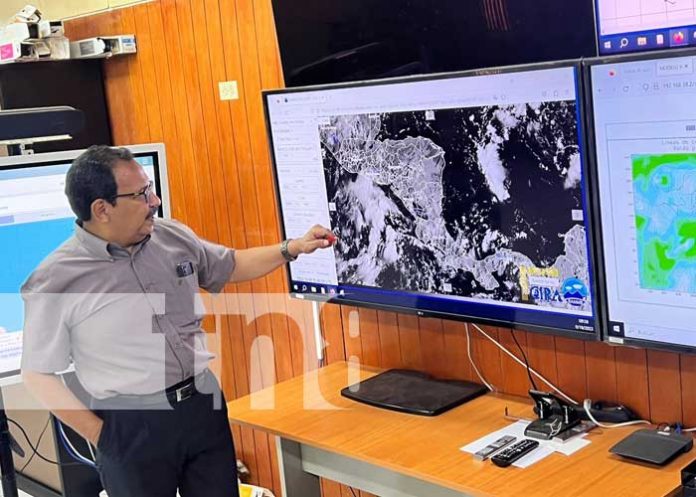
[165,375,199,403]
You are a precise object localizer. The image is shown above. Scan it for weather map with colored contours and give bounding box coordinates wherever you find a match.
[632,154,696,293]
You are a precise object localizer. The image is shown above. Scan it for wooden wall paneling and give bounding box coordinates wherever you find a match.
[396,314,423,370]
[498,329,531,397]
[266,306,294,383]
[103,56,139,145]
[171,0,232,359]
[467,325,503,391]
[302,298,321,371]
[202,0,250,250]
[342,306,363,362]
[252,0,286,87]
[584,341,618,403]
[131,4,164,141]
[553,337,588,403]
[187,0,284,402]
[213,313,252,489]
[647,350,682,425]
[66,10,140,146]
[173,0,218,240]
[215,0,271,394]
[118,8,152,144]
[440,320,473,381]
[220,311,248,463]
[321,303,347,365]
[234,294,267,489]
[211,8,282,489]
[159,0,204,231]
[680,355,696,428]
[418,317,448,378]
[234,0,281,267]
[358,309,381,368]
[208,20,284,497]
[614,347,650,421]
[233,18,297,481]
[187,0,231,244]
[525,333,558,388]
[376,311,402,370]
[320,479,343,497]
[285,298,313,376]
[207,6,280,469]
[246,21,314,497]
[317,301,345,497]
[144,1,187,221]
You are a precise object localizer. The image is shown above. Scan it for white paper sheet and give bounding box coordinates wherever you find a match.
[513,445,555,468]
[460,420,591,468]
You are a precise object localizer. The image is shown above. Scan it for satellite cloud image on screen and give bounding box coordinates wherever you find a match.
[319,101,591,311]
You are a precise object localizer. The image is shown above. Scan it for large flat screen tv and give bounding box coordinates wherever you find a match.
[586,49,696,351]
[272,0,598,87]
[0,143,170,381]
[264,62,599,338]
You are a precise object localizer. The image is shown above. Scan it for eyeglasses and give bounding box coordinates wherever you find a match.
[113,181,155,203]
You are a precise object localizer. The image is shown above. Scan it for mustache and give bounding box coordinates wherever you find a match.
[147,207,158,219]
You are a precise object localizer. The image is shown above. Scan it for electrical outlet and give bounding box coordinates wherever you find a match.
[218,81,239,101]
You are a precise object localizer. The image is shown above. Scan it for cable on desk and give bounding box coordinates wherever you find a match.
[510,329,538,391]
[348,486,358,497]
[582,399,651,429]
[471,325,658,429]
[471,323,578,405]
[464,323,494,391]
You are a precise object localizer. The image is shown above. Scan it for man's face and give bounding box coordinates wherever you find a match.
[109,160,161,247]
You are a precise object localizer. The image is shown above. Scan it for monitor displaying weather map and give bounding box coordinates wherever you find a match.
[265,62,597,336]
[589,51,696,350]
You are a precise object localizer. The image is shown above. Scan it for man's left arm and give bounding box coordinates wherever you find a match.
[229,224,336,283]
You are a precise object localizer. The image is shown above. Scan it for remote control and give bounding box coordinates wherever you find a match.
[473,435,517,461]
[491,439,540,467]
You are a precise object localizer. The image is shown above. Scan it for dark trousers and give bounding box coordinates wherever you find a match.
[94,375,239,497]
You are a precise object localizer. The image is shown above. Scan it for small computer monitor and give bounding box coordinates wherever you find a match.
[587,49,696,351]
[264,61,599,338]
[596,0,696,55]
[0,143,170,381]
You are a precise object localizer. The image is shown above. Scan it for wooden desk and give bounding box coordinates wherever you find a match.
[227,362,689,497]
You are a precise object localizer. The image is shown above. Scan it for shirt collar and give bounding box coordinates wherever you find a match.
[74,222,151,260]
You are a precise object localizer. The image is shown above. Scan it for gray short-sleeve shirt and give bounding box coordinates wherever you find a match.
[20,219,235,399]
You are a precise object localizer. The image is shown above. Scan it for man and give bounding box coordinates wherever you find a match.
[21,145,335,497]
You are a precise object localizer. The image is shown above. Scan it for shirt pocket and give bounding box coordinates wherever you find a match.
[166,271,204,332]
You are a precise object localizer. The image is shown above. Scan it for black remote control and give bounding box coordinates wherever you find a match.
[491,439,540,467]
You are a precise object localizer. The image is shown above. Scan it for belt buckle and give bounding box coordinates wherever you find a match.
[175,383,193,403]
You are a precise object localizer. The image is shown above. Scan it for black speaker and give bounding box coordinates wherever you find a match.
[0,106,85,141]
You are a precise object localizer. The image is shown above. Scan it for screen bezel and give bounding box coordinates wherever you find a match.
[263,59,601,340]
[583,48,696,353]
[0,143,170,383]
